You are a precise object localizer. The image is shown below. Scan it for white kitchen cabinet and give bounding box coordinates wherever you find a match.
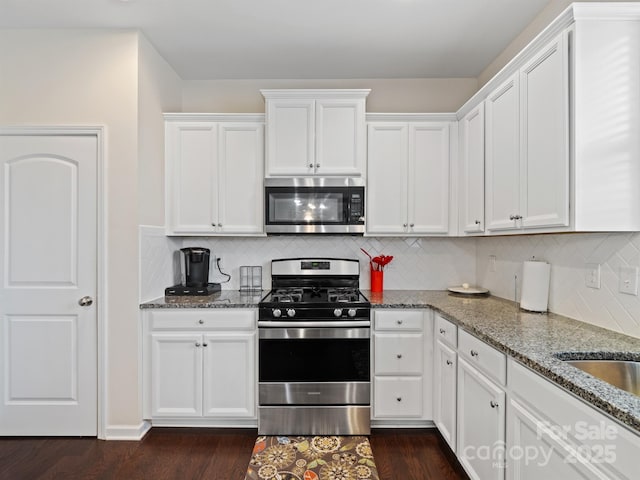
[434,339,458,452]
[459,103,486,234]
[143,309,257,426]
[261,90,369,177]
[372,309,433,424]
[457,330,507,480]
[486,33,569,233]
[164,114,264,236]
[507,359,640,480]
[457,356,507,480]
[367,115,454,235]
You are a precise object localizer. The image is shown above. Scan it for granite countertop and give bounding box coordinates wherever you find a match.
[140,289,640,434]
[140,290,265,308]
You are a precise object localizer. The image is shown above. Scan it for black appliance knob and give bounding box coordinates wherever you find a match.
[347,308,357,317]
[333,308,343,318]
[286,308,296,318]
[272,308,282,318]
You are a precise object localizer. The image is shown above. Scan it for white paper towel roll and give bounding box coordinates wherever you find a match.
[520,260,551,312]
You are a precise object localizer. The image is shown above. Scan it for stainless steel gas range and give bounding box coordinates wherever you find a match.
[258,258,371,435]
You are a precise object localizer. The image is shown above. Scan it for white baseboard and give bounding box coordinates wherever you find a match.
[104,421,151,440]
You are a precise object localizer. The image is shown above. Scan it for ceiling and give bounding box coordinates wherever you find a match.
[0,0,551,80]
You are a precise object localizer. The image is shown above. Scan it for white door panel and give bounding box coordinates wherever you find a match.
[0,133,97,436]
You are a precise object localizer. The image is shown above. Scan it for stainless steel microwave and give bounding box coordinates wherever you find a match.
[265,177,365,234]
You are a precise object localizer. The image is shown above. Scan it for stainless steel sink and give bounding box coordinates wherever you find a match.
[565,360,640,396]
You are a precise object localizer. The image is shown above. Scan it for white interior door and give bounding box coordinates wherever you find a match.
[0,132,98,436]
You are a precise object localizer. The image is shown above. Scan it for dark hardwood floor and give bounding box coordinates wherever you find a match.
[0,428,468,480]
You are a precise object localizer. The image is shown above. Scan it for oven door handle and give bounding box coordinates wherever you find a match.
[258,321,370,328]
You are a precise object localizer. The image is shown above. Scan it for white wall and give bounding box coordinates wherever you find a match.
[138,35,182,226]
[478,0,640,87]
[182,78,478,113]
[0,29,142,431]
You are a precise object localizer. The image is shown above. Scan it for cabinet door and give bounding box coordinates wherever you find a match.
[366,123,408,234]
[460,104,485,234]
[485,75,520,232]
[203,332,256,418]
[150,333,203,417]
[218,123,264,234]
[408,123,450,234]
[520,32,569,230]
[165,122,217,234]
[457,357,506,480]
[265,99,315,176]
[315,98,366,176]
[434,340,457,453]
[506,398,605,480]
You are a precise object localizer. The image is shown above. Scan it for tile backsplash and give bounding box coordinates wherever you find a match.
[140,227,477,295]
[476,232,640,339]
[139,227,640,339]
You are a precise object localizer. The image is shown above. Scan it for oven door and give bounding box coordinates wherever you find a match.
[258,325,370,405]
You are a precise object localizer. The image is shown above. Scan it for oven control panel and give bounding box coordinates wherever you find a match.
[301,261,330,270]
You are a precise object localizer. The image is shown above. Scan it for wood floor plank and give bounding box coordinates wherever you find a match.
[0,428,467,480]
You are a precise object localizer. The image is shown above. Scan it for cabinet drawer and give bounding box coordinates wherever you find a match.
[375,310,423,331]
[458,329,506,385]
[374,333,423,375]
[435,314,457,348]
[374,377,423,418]
[149,310,256,331]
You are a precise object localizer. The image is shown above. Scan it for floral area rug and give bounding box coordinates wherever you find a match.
[244,435,379,480]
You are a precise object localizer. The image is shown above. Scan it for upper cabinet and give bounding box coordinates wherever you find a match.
[460,4,640,234]
[164,114,265,236]
[459,103,485,235]
[367,115,456,236]
[485,33,569,233]
[261,89,369,177]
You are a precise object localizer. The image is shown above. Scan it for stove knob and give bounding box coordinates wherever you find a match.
[347,309,357,317]
[333,308,343,318]
[272,308,282,318]
[286,308,296,318]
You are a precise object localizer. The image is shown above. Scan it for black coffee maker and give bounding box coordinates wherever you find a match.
[182,247,210,287]
[165,247,221,296]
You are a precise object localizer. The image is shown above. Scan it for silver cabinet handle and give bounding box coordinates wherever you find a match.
[403,223,408,228]
[198,319,204,325]
[396,354,402,359]
[397,319,403,325]
[470,350,479,357]
[211,222,216,227]
[195,342,201,347]
[308,163,314,168]
[509,215,515,220]
[446,360,453,366]
[396,397,402,402]
[490,400,499,408]
[203,343,208,347]
[218,223,222,227]
[316,163,320,168]
[439,328,446,334]
[410,223,415,227]
[78,296,93,307]
[475,220,481,225]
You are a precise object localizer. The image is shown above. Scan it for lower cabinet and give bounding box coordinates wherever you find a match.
[457,356,507,480]
[433,339,457,452]
[372,309,433,423]
[507,359,640,480]
[143,309,257,426]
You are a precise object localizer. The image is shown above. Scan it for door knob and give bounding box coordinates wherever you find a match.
[78,296,93,307]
